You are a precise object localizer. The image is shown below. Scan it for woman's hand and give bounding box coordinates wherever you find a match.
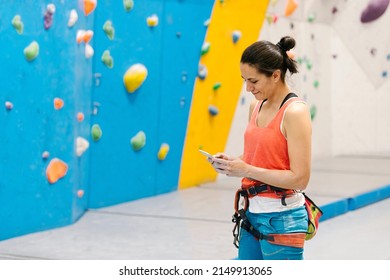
[209,155,249,177]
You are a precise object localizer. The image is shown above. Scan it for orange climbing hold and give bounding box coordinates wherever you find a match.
[285,0,298,17]
[54,98,64,110]
[83,0,97,16]
[46,158,68,184]
[77,112,84,122]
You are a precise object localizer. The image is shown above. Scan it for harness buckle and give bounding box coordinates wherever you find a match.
[247,186,258,196]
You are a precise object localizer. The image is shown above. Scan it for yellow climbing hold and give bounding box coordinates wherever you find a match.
[123,64,148,93]
[146,14,159,27]
[157,143,170,160]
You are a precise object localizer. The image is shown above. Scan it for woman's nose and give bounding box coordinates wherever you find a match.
[246,82,253,92]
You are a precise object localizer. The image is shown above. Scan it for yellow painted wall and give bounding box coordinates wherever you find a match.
[179,0,270,189]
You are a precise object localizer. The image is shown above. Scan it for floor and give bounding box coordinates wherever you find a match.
[0,156,389,260]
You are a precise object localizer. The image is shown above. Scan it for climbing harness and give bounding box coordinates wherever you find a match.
[232,184,306,249]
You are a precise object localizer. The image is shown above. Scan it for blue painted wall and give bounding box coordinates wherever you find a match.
[0,0,214,240]
[0,1,92,240]
[89,0,214,208]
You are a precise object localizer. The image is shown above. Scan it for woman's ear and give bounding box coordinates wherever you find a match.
[272,70,281,83]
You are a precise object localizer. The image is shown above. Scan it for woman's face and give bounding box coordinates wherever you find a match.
[240,63,274,101]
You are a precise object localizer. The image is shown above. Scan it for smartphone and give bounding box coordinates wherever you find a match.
[198,149,214,158]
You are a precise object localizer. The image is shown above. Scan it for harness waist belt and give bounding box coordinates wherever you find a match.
[240,184,295,199]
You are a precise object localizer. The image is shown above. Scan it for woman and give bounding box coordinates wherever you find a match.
[209,36,312,260]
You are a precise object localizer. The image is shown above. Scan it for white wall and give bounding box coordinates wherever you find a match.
[224,0,390,162]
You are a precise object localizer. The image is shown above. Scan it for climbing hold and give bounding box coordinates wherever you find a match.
[146,14,159,27]
[85,44,94,58]
[370,48,377,56]
[101,50,114,68]
[5,101,13,110]
[382,70,388,77]
[285,0,298,17]
[307,13,316,22]
[201,42,211,56]
[92,101,100,115]
[53,97,64,110]
[46,158,68,184]
[180,97,186,107]
[44,4,56,30]
[123,63,148,93]
[91,124,102,141]
[77,112,84,122]
[361,0,389,23]
[232,30,242,44]
[181,71,188,83]
[266,14,273,24]
[306,60,312,70]
[76,29,93,44]
[198,64,207,80]
[11,15,23,34]
[68,9,78,27]
[213,82,222,91]
[287,50,295,59]
[103,20,115,40]
[77,189,84,198]
[24,41,39,62]
[208,105,219,116]
[310,105,317,120]
[332,6,338,14]
[76,136,89,157]
[83,0,97,16]
[42,151,50,159]
[313,80,319,88]
[130,131,146,151]
[157,143,170,160]
[123,0,134,12]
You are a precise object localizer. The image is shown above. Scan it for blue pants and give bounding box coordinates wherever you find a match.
[238,206,308,260]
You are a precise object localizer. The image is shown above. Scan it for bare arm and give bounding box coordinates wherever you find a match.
[211,102,312,190]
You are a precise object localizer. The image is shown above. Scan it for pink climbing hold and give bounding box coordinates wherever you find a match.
[361,0,389,23]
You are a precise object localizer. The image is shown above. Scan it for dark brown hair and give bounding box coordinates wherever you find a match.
[240,36,298,83]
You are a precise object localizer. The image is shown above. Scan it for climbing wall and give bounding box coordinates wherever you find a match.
[225,0,390,160]
[0,0,216,240]
[179,0,270,188]
[88,0,215,207]
[0,1,93,240]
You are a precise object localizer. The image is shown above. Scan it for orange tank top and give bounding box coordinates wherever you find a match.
[241,97,300,189]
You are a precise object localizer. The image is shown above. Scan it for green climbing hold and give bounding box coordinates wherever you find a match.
[123,0,134,12]
[306,61,312,70]
[24,41,39,61]
[101,50,114,68]
[310,105,317,120]
[307,13,316,23]
[201,42,210,56]
[131,131,146,151]
[103,20,115,40]
[313,80,319,88]
[12,15,23,34]
[213,82,222,91]
[91,124,103,141]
